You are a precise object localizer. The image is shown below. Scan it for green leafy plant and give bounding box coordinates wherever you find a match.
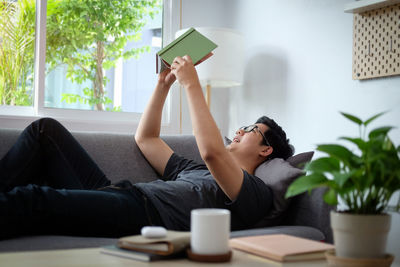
[285,112,400,214]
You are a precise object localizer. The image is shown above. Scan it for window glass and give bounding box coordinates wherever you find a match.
[45,0,162,112]
[0,0,36,107]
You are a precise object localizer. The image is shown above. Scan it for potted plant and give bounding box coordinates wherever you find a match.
[285,111,400,259]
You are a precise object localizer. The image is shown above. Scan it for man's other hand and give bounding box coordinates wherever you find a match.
[158,69,176,90]
[170,55,201,89]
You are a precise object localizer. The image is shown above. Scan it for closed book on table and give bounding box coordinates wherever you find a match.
[100,245,168,262]
[229,234,334,262]
[156,27,217,73]
[118,230,191,256]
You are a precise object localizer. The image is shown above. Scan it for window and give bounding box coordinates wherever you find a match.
[0,0,180,133]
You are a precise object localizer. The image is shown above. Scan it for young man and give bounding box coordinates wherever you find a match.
[0,56,292,239]
[135,55,293,231]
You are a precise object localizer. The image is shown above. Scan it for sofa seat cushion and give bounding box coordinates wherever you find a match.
[0,235,118,253]
[0,225,325,253]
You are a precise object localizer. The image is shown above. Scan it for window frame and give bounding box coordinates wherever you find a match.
[0,0,181,134]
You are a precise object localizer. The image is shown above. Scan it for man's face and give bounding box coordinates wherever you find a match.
[228,123,270,154]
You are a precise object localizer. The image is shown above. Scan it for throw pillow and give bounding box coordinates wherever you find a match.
[253,158,304,227]
[286,151,314,169]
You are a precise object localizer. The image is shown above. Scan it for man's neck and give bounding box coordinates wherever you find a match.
[230,152,260,175]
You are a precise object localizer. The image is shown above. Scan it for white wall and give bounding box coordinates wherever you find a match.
[230,0,400,260]
[179,0,236,135]
[182,0,400,261]
[228,0,400,149]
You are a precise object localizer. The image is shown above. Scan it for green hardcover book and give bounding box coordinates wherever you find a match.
[156,27,217,73]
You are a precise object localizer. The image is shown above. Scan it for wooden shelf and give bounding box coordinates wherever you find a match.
[344,0,400,13]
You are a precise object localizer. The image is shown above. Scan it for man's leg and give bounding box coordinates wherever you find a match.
[0,118,110,192]
[0,185,148,239]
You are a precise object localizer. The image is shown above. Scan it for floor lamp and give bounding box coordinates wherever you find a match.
[175,27,244,109]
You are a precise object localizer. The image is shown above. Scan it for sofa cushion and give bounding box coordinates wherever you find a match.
[286,151,314,169]
[72,133,203,184]
[254,158,304,227]
[0,235,118,252]
[0,225,324,252]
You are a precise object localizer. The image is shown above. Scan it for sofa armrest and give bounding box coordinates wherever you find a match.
[281,188,334,243]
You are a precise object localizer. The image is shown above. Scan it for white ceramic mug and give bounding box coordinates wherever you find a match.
[190,208,231,255]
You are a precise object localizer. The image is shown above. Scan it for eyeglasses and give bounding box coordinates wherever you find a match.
[239,125,271,147]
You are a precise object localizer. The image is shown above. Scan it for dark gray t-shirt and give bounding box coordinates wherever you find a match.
[135,153,273,231]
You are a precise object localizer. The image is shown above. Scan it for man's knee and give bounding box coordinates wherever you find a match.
[25,118,67,144]
[39,117,62,130]
[31,118,65,135]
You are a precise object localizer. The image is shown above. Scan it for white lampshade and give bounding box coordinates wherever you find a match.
[175,27,244,88]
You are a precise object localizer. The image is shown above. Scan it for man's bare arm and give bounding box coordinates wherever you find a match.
[135,70,176,176]
[171,56,244,200]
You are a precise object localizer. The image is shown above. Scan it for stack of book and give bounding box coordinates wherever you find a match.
[100,230,191,262]
[102,232,335,263]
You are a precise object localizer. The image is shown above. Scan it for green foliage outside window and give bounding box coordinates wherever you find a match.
[0,0,36,106]
[46,0,161,111]
[0,0,161,110]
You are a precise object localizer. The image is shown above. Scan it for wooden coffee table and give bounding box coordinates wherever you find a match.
[0,248,398,267]
[0,247,329,267]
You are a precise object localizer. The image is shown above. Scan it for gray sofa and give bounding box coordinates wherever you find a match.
[0,128,333,252]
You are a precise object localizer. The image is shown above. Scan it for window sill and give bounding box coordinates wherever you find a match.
[0,113,177,134]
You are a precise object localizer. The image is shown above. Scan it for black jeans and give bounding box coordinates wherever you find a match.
[0,118,160,239]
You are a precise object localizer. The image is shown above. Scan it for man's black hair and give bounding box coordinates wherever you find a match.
[256,116,294,160]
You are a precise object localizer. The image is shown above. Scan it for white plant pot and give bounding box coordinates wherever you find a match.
[330,211,391,258]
